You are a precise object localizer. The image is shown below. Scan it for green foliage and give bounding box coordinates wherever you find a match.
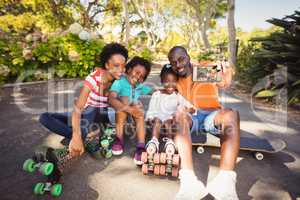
[0,33,105,83]
[237,10,300,105]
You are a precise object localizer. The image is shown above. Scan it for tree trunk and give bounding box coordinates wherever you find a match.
[122,0,130,46]
[227,0,237,69]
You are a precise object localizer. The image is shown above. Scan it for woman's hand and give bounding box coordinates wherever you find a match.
[69,134,85,157]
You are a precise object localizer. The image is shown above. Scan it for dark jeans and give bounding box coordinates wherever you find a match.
[39,106,110,139]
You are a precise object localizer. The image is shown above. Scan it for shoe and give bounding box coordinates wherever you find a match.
[175,169,208,200]
[207,170,239,200]
[134,143,145,165]
[112,137,124,156]
[146,137,159,154]
[163,137,176,155]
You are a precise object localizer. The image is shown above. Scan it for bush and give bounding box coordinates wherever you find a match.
[0,33,105,83]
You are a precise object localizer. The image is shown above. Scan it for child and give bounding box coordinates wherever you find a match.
[108,56,152,165]
[39,43,128,158]
[145,65,195,155]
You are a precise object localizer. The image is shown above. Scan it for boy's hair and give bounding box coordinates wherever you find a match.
[125,56,152,81]
[160,64,178,83]
[99,43,128,68]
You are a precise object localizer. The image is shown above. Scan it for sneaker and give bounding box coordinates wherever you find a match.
[207,170,239,200]
[134,143,145,165]
[112,137,124,156]
[175,169,208,200]
[145,137,159,154]
[163,137,176,155]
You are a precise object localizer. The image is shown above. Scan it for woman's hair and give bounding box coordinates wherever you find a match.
[125,56,152,81]
[160,64,178,83]
[99,43,128,68]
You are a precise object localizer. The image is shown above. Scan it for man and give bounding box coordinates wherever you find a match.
[169,46,240,200]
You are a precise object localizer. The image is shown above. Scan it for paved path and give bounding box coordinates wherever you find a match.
[0,71,299,200]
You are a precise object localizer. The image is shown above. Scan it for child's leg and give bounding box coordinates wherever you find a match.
[115,111,127,140]
[133,114,146,144]
[163,119,174,138]
[152,117,162,139]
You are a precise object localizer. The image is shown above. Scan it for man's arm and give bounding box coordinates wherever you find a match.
[216,61,233,89]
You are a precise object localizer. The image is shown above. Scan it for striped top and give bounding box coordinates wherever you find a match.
[84,68,108,108]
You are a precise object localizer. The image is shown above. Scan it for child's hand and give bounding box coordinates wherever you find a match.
[188,107,196,114]
[69,135,85,157]
[127,104,144,118]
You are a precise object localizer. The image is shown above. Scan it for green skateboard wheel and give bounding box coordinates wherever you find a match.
[39,162,54,176]
[105,150,113,158]
[101,139,109,148]
[23,159,35,173]
[51,184,62,197]
[33,182,45,195]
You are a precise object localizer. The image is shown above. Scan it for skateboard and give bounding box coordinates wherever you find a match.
[141,138,180,177]
[192,133,286,160]
[23,127,116,196]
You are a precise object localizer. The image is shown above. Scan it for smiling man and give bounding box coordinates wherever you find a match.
[168,46,240,200]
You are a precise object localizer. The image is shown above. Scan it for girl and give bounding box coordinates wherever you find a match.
[145,64,195,156]
[108,56,152,165]
[39,43,128,158]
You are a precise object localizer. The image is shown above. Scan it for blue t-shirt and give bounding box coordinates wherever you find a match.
[110,75,152,103]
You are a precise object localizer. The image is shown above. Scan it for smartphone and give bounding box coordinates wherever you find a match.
[192,64,222,82]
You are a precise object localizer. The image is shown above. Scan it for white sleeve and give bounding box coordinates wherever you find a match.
[177,94,195,109]
[146,91,161,120]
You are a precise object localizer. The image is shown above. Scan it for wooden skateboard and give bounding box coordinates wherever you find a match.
[192,133,286,160]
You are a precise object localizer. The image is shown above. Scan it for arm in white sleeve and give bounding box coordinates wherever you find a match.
[146,91,161,120]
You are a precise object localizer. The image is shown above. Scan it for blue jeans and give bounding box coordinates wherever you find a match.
[191,109,220,135]
[39,106,115,139]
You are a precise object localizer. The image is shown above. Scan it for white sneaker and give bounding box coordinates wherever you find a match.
[207,170,239,200]
[175,169,208,200]
[146,137,159,154]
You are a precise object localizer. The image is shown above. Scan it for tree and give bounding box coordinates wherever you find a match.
[227,0,237,69]
[185,0,227,50]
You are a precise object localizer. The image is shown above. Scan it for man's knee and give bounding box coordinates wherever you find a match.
[219,109,240,136]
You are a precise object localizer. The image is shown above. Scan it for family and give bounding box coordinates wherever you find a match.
[39,43,240,200]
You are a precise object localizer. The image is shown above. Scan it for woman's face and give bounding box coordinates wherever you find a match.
[105,54,126,79]
[162,73,177,94]
[127,64,147,86]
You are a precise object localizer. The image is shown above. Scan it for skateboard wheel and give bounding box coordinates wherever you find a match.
[254,152,264,160]
[196,146,205,154]
[141,152,148,163]
[105,150,113,158]
[154,165,160,175]
[172,154,180,166]
[153,153,160,164]
[51,184,63,197]
[39,162,54,176]
[23,159,36,173]
[160,153,166,164]
[159,165,166,176]
[172,167,179,177]
[101,139,109,148]
[33,182,45,195]
[142,164,148,175]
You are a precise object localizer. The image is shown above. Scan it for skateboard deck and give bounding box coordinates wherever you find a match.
[192,133,286,160]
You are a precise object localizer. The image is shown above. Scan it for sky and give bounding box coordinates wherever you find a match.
[219,0,300,31]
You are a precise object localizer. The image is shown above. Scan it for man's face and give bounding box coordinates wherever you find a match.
[168,50,190,77]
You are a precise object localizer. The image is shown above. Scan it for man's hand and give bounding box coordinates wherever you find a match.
[69,134,84,158]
